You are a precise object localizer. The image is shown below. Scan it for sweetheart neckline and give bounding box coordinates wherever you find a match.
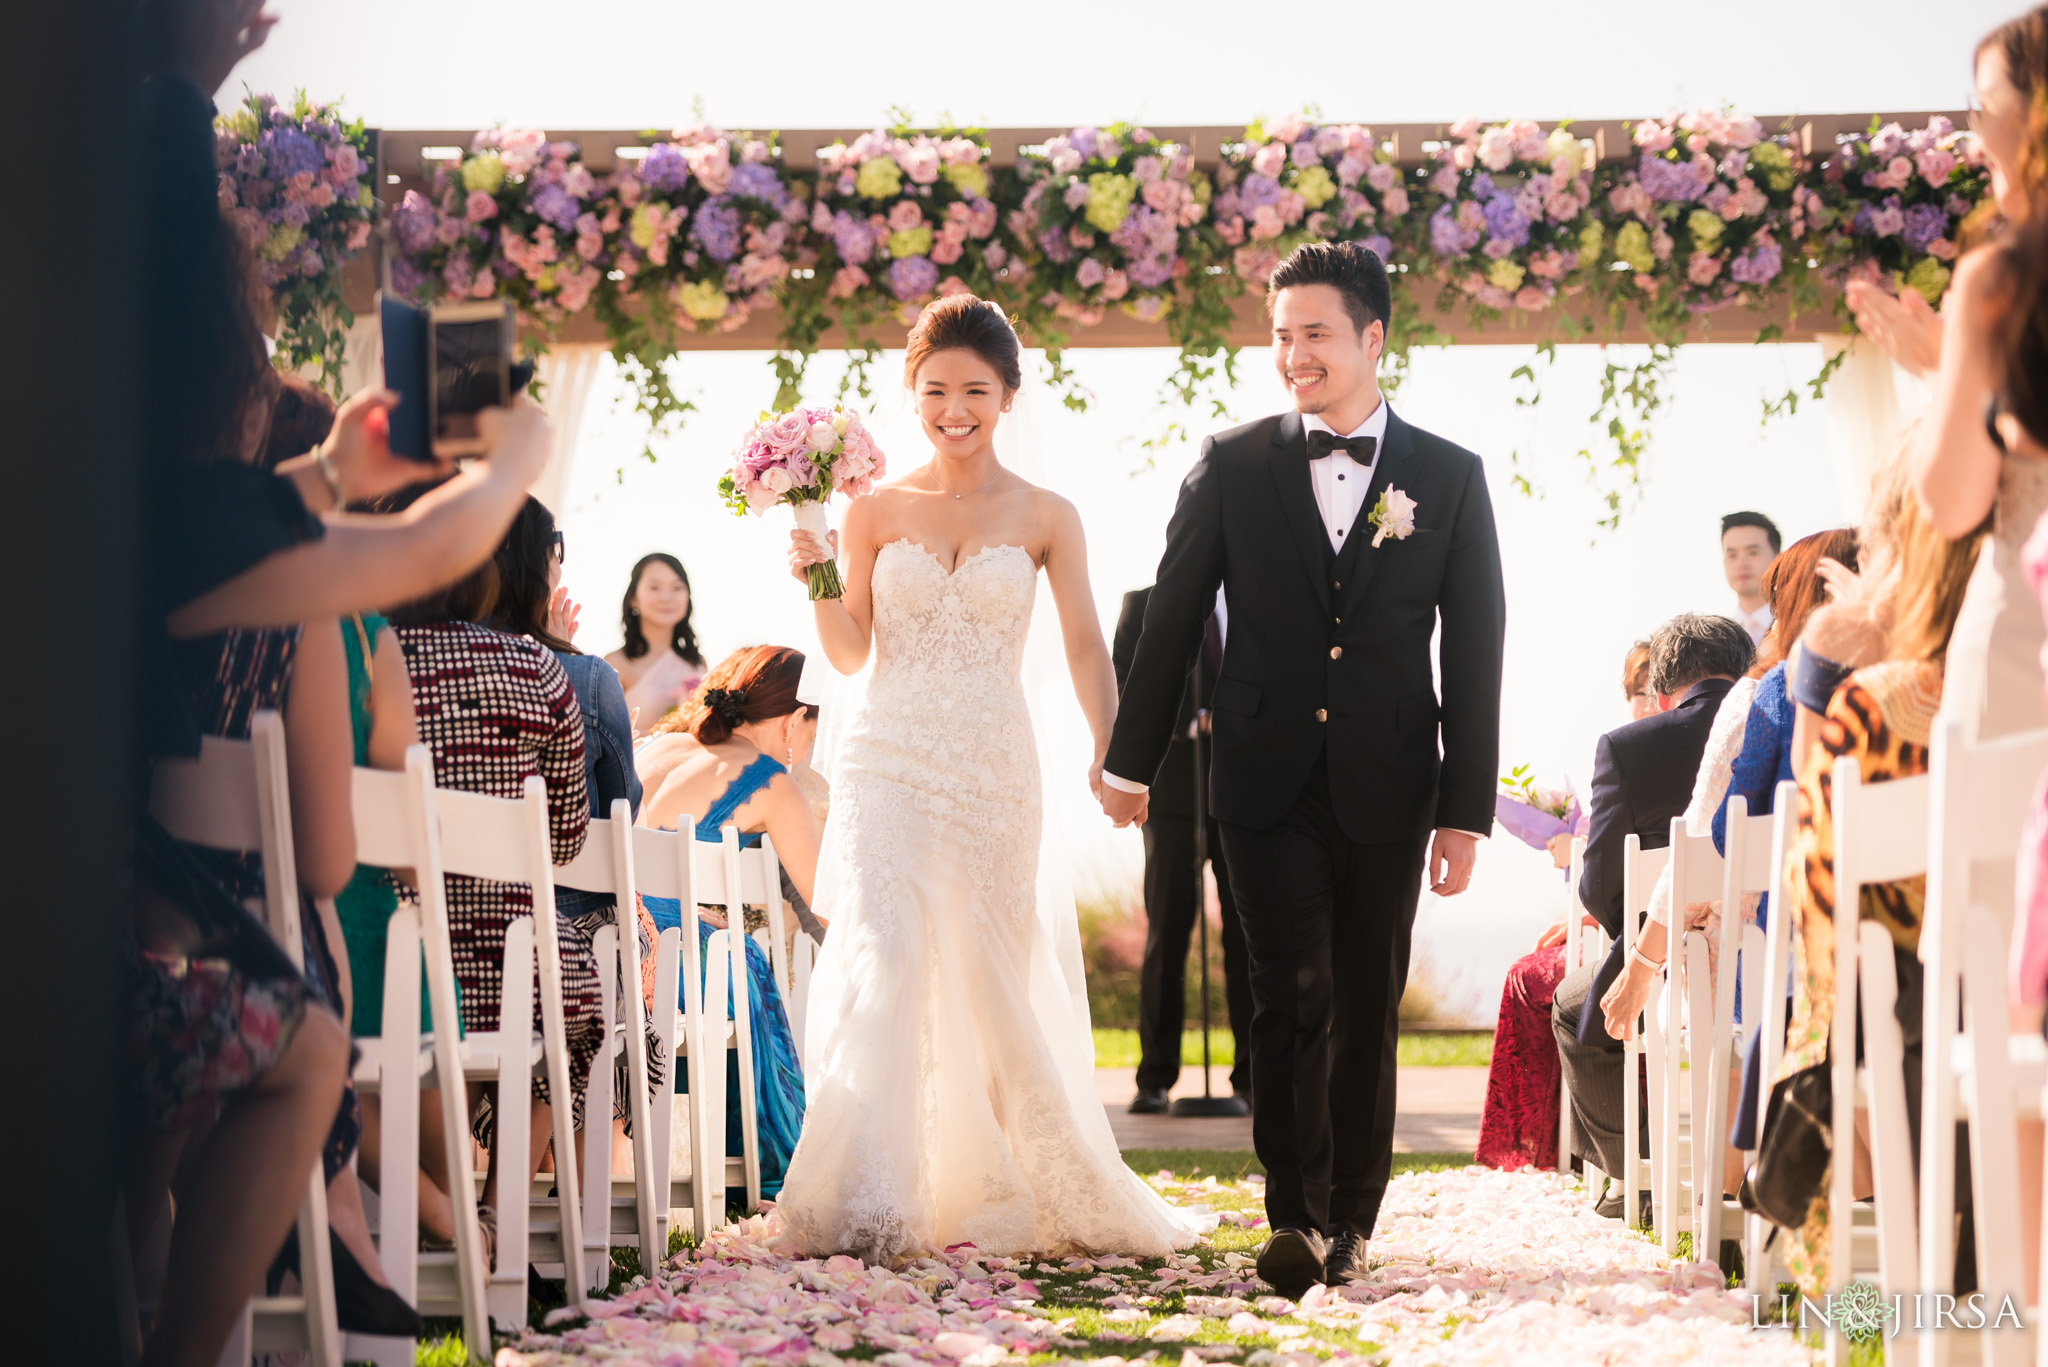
[880,537,1033,578]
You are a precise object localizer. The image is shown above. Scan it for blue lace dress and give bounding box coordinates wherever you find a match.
[639,753,807,1204]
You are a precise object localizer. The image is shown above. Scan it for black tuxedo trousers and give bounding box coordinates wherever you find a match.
[1221,753,1427,1239]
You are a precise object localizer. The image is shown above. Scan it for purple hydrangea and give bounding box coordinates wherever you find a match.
[1728,236,1782,286]
[1362,234,1393,264]
[1638,153,1717,203]
[259,126,323,179]
[1235,173,1284,210]
[1038,228,1076,264]
[828,210,875,265]
[389,256,425,297]
[1125,254,1174,289]
[1429,204,1480,256]
[1481,192,1531,247]
[1070,126,1102,160]
[639,144,691,194]
[390,190,437,255]
[1902,202,1951,253]
[531,183,581,231]
[690,197,742,261]
[887,255,939,300]
[729,161,786,206]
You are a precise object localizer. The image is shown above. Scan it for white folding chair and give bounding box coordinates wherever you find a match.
[690,825,784,1214]
[1703,796,1779,1263]
[1916,719,2048,1367]
[143,710,340,1367]
[430,774,587,1326]
[344,748,489,1359]
[1828,758,1927,1362]
[1559,837,1606,1184]
[1619,835,1671,1233]
[1657,821,1726,1256]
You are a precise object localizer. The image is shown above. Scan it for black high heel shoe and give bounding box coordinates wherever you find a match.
[266,1227,424,1336]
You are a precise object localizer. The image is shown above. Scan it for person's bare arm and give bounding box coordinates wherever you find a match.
[757,777,821,906]
[1041,495,1118,803]
[168,405,550,637]
[1909,250,2008,539]
[285,618,357,899]
[365,626,418,771]
[791,495,879,674]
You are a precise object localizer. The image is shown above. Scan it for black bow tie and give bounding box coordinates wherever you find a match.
[1307,429,1377,463]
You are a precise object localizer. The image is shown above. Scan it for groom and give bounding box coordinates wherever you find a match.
[1101,241,1505,1295]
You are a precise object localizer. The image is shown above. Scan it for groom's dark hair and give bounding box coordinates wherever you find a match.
[1266,241,1391,337]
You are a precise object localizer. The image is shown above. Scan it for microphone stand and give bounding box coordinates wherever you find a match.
[1171,648,1248,1119]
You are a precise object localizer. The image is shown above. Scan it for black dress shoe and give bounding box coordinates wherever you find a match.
[1255,1227,1327,1299]
[1128,1087,1171,1114]
[1323,1229,1367,1286]
[267,1227,423,1337]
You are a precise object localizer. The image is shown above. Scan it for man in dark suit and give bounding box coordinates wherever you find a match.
[1550,613,1755,1214]
[1100,242,1506,1295]
[1112,586,1252,1114]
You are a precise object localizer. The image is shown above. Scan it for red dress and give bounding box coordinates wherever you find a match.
[1475,943,1565,1171]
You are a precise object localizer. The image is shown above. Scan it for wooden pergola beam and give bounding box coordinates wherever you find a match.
[347,113,1962,351]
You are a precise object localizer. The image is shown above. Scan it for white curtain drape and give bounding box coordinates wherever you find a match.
[1818,332,1926,518]
[531,343,606,512]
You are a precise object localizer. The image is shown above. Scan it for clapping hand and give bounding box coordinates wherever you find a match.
[547,587,581,643]
[1845,278,1944,378]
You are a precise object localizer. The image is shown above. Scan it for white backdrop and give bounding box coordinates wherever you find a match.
[543,339,1859,1019]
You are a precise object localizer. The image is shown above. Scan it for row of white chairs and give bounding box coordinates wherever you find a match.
[1552,716,2048,1366]
[130,710,804,1367]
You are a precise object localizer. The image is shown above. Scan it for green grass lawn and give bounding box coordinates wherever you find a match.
[1092,1027,1492,1068]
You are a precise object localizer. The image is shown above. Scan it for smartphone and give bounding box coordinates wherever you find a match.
[379,294,515,461]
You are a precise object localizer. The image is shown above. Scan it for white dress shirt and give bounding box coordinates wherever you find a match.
[1301,402,1388,552]
[1737,601,1773,647]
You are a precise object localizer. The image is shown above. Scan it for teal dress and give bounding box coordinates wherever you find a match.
[333,614,456,1037]
[640,753,807,1205]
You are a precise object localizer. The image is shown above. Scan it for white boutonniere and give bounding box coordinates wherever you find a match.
[1369,488,1417,548]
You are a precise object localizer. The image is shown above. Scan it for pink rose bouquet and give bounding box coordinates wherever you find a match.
[718,405,888,600]
[1214,114,1407,288]
[1605,110,1809,337]
[1806,116,1989,312]
[213,91,375,391]
[1419,118,1603,322]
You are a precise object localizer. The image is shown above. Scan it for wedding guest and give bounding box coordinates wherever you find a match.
[1551,614,1754,1218]
[1848,7,2048,746]
[380,498,602,1252]
[129,10,551,1352]
[1477,640,1657,1172]
[607,553,707,737]
[1722,512,1782,646]
[638,645,816,1201]
[1114,585,1251,1115]
[1769,488,1983,1299]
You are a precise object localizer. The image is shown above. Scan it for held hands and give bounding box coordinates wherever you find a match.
[1100,782,1149,829]
[1429,828,1477,896]
[789,528,839,587]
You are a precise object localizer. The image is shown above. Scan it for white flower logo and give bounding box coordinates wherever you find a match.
[1834,1280,1895,1342]
[1369,488,1417,548]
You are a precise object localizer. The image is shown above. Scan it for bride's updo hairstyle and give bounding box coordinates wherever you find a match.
[662,644,818,745]
[902,293,1022,392]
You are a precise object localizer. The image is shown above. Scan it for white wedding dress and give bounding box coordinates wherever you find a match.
[775,538,1203,1263]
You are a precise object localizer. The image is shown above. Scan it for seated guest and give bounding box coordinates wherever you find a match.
[606,553,708,737]
[638,645,817,1201]
[1551,614,1755,1218]
[1476,641,1654,1172]
[380,495,601,1255]
[1769,486,1983,1299]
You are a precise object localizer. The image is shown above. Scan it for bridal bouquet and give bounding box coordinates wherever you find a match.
[718,406,886,600]
[213,91,375,391]
[1494,764,1583,852]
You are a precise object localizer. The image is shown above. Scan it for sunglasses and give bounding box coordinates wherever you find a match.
[550,530,565,563]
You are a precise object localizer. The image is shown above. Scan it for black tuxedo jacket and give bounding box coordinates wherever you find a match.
[1104,407,1506,843]
[1573,676,1736,1045]
[1112,587,1217,821]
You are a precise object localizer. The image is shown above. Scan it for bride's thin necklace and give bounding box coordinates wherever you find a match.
[936,466,1000,500]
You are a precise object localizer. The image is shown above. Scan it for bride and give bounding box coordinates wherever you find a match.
[775,294,1201,1263]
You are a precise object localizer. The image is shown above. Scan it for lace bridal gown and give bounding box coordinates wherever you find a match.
[775,538,1203,1264]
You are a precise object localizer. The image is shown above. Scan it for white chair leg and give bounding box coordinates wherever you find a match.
[491,919,534,1331]
[703,930,732,1229]
[581,924,619,1294]
[1858,922,1918,1295]
[1961,908,2029,1367]
[213,1302,252,1367]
